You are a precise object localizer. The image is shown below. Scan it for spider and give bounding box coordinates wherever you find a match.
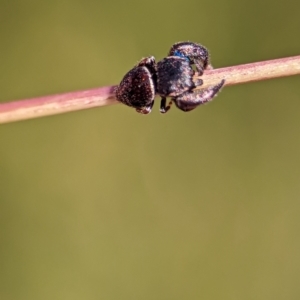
[115,42,225,114]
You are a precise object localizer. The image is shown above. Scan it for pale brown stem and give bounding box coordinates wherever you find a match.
[0,86,118,124]
[0,55,299,124]
[195,55,300,89]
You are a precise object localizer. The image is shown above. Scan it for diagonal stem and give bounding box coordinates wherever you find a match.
[0,86,118,124]
[195,55,300,89]
[0,55,299,124]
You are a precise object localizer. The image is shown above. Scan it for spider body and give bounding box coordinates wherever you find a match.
[115,42,225,114]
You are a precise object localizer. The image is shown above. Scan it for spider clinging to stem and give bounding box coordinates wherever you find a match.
[115,41,225,114]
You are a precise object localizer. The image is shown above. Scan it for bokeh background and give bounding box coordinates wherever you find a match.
[1,0,300,299]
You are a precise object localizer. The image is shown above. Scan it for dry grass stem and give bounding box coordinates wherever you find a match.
[196,55,300,89]
[0,55,299,124]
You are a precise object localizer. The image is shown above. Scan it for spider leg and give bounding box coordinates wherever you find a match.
[173,79,225,112]
[194,78,203,87]
[195,62,205,75]
[160,97,173,114]
[136,100,154,114]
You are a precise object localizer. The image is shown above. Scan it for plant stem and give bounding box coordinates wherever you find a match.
[0,86,118,124]
[195,55,300,89]
[0,55,299,124]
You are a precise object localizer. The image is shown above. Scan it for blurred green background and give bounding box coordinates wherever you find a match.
[1,0,300,299]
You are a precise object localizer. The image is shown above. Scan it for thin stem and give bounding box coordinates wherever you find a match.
[0,55,299,124]
[0,86,118,124]
[195,55,300,89]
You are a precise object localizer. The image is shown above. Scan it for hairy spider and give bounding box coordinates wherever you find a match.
[115,42,225,114]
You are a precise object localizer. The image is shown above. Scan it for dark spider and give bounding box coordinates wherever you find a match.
[115,41,225,114]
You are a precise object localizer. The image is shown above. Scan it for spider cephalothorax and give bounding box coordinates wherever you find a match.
[115,42,225,114]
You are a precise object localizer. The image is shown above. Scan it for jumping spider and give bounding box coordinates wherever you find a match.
[115,42,225,114]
